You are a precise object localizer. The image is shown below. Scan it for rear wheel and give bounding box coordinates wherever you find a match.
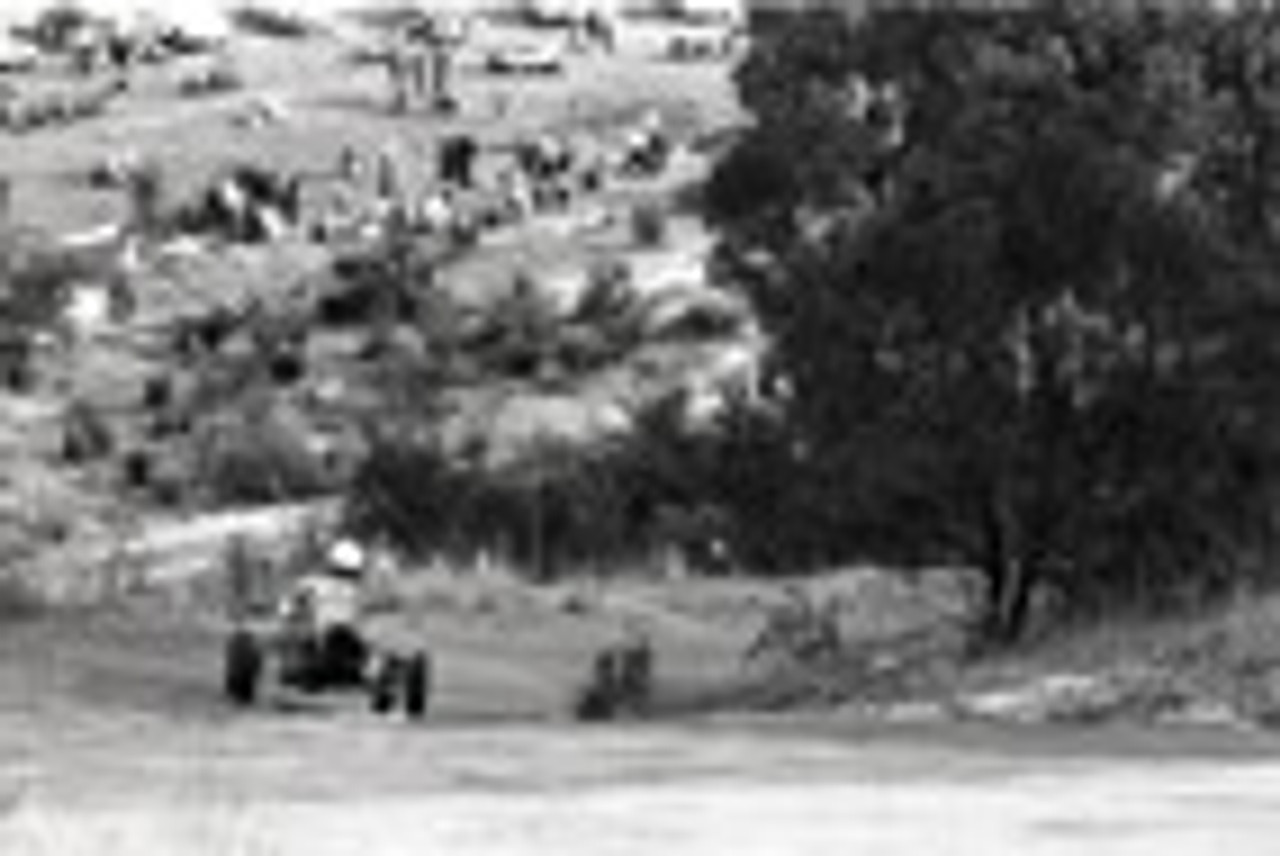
[224,630,262,707]
[369,654,399,715]
[403,651,431,720]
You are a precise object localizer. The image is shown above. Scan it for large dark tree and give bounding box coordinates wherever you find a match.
[708,2,1280,644]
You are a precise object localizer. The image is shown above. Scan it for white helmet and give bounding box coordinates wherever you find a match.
[327,539,366,576]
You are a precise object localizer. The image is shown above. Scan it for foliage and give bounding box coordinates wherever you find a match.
[472,271,562,381]
[630,203,670,248]
[222,534,267,620]
[569,260,628,329]
[708,2,1280,643]
[0,573,45,620]
[228,5,315,39]
[127,163,167,237]
[0,238,82,331]
[347,432,645,576]
[743,586,844,671]
[322,242,431,329]
[194,406,335,507]
[0,234,93,391]
[60,399,115,464]
[346,382,797,578]
[24,4,95,53]
[555,259,646,371]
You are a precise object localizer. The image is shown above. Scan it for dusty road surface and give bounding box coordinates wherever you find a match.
[5,707,1280,856]
[2,609,1280,855]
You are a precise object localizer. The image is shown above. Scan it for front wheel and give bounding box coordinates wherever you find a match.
[403,651,431,720]
[224,630,262,707]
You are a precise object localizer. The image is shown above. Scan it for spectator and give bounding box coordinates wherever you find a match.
[439,134,479,189]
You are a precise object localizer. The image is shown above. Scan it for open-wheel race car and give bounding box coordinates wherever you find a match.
[222,540,432,720]
[224,620,432,719]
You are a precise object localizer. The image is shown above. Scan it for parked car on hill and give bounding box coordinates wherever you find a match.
[485,42,565,76]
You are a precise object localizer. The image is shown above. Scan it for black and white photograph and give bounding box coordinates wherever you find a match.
[3,0,1280,852]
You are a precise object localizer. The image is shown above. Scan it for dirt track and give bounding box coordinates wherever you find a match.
[4,585,1280,855]
[4,711,1280,855]
[2,606,1280,855]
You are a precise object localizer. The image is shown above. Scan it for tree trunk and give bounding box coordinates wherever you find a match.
[976,487,1037,649]
[999,552,1038,645]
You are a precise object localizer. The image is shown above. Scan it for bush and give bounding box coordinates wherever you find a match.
[743,587,843,671]
[346,390,794,577]
[345,433,465,556]
[323,244,431,329]
[127,164,167,237]
[60,399,115,465]
[179,65,244,98]
[0,328,34,393]
[196,410,336,507]
[120,446,191,508]
[0,573,44,620]
[121,448,153,491]
[473,271,560,380]
[280,516,332,579]
[142,374,174,411]
[1,243,82,331]
[266,347,307,386]
[347,432,649,576]
[230,5,314,38]
[630,203,669,248]
[574,258,640,325]
[222,535,265,620]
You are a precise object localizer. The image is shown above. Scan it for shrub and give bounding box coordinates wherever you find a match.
[266,347,307,386]
[222,535,263,620]
[474,271,559,380]
[0,573,44,620]
[0,328,34,393]
[1,244,81,330]
[553,324,622,375]
[179,64,244,98]
[127,163,167,237]
[743,586,843,671]
[345,433,465,556]
[120,447,191,508]
[60,399,115,464]
[323,244,431,329]
[121,448,153,490]
[230,6,314,38]
[543,285,644,379]
[578,258,634,318]
[142,374,174,411]
[630,203,668,248]
[195,410,335,507]
[281,516,332,579]
[346,393,787,577]
[452,449,651,578]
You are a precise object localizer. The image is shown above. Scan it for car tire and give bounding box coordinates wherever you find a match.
[403,651,431,720]
[224,630,262,707]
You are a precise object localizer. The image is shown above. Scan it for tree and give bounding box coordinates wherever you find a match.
[708,2,1280,644]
